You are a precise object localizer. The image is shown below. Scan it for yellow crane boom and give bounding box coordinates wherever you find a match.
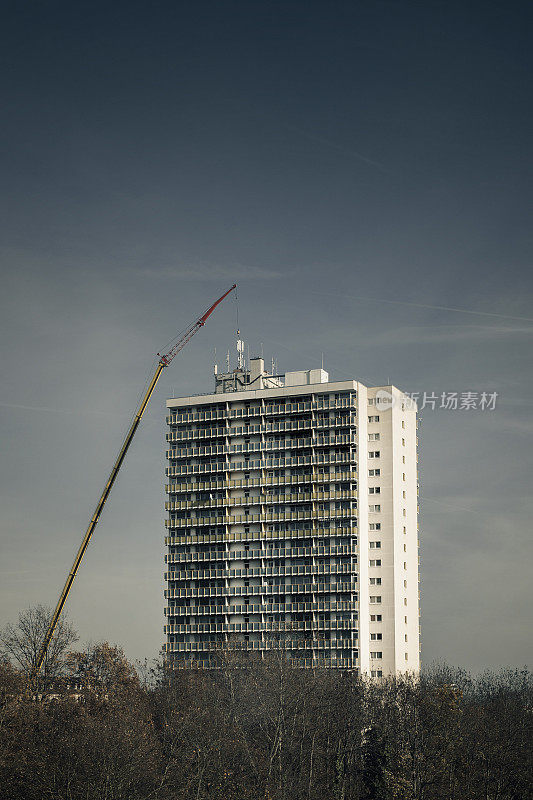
[32,284,236,678]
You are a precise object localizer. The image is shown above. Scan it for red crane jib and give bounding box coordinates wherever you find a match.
[160,284,236,367]
[199,283,237,324]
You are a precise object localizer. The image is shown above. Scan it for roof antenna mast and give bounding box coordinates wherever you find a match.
[234,285,245,370]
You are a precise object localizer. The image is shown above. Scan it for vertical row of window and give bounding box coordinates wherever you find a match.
[367,393,415,671]
[401,409,409,665]
[368,405,383,663]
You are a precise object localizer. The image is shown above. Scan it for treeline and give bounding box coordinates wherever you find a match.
[0,611,531,800]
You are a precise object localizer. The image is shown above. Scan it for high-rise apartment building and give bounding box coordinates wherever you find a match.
[164,356,420,675]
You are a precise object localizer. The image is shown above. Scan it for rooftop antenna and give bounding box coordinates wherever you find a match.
[226,350,230,372]
[271,356,275,374]
[234,285,245,370]
[321,352,324,370]
[236,332,245,370]
[261,342,264,359]
[213,347,218,376]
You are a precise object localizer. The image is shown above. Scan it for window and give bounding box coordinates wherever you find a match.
[370,577,382,585]
[404,580,407,588]
[370,614,382,622]
[402,420,405,429]
[404,634,408,642]
[368,468,381,476]
[369,504,381,512]
[370,651,383,659]
[403,544,406,552]
[368,415,380,422]
[369,540,381,548]
[402,472,405,481]
[404,561,407,570]
[402,455,405,464]
[405,653,409,661]
[404,616,407,624]
[370,596,382,604]
[369,451,380,458]
[369,487,380,494]
[404,598,407,606]
[369,523,381,531]
[368,433,380,441]
[402,438,405,446]
[370,633,382,640]
[368,398,375,406]
[371,669,383,677]
[369,559,381,567]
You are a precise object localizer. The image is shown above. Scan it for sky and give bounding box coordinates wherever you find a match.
[0,0,531,672]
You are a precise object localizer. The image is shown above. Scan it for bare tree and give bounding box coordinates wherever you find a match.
[0,604,78,683]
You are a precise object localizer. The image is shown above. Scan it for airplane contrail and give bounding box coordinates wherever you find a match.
[314,290,533,323]
[0,402,120,417]
[0,402,73,414]
[283,123,391,173]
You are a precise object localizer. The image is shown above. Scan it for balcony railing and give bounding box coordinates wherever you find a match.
[165,489,358,512]
[165,508,358,529]
[165,526,358,547]
[165,543,358,563]
[165,638,358,653]
[165,470,358,495]
[166,396,356,426]
[164,620,358,634]
[165,599,359,616]
[165,581,357,599]
[165,563,356,581]
[167,438,356,461]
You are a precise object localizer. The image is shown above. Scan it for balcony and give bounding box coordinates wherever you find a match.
[165,543,358,563]
[165,489,358,512]
[166,418,357,442]
[167,426,228,443]
[165,581,357,599]
[164,620,358,635]
[165,509,358,529]
[165,599,359,616]
[166,563,357,581]
[165,397,356,427]
[165,638,358,653]
[164,470,358,496]
[165,525,358,547]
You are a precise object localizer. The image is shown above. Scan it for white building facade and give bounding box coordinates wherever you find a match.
[164,357,420,675]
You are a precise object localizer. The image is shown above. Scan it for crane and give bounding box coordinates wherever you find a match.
[31,283,237,679]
